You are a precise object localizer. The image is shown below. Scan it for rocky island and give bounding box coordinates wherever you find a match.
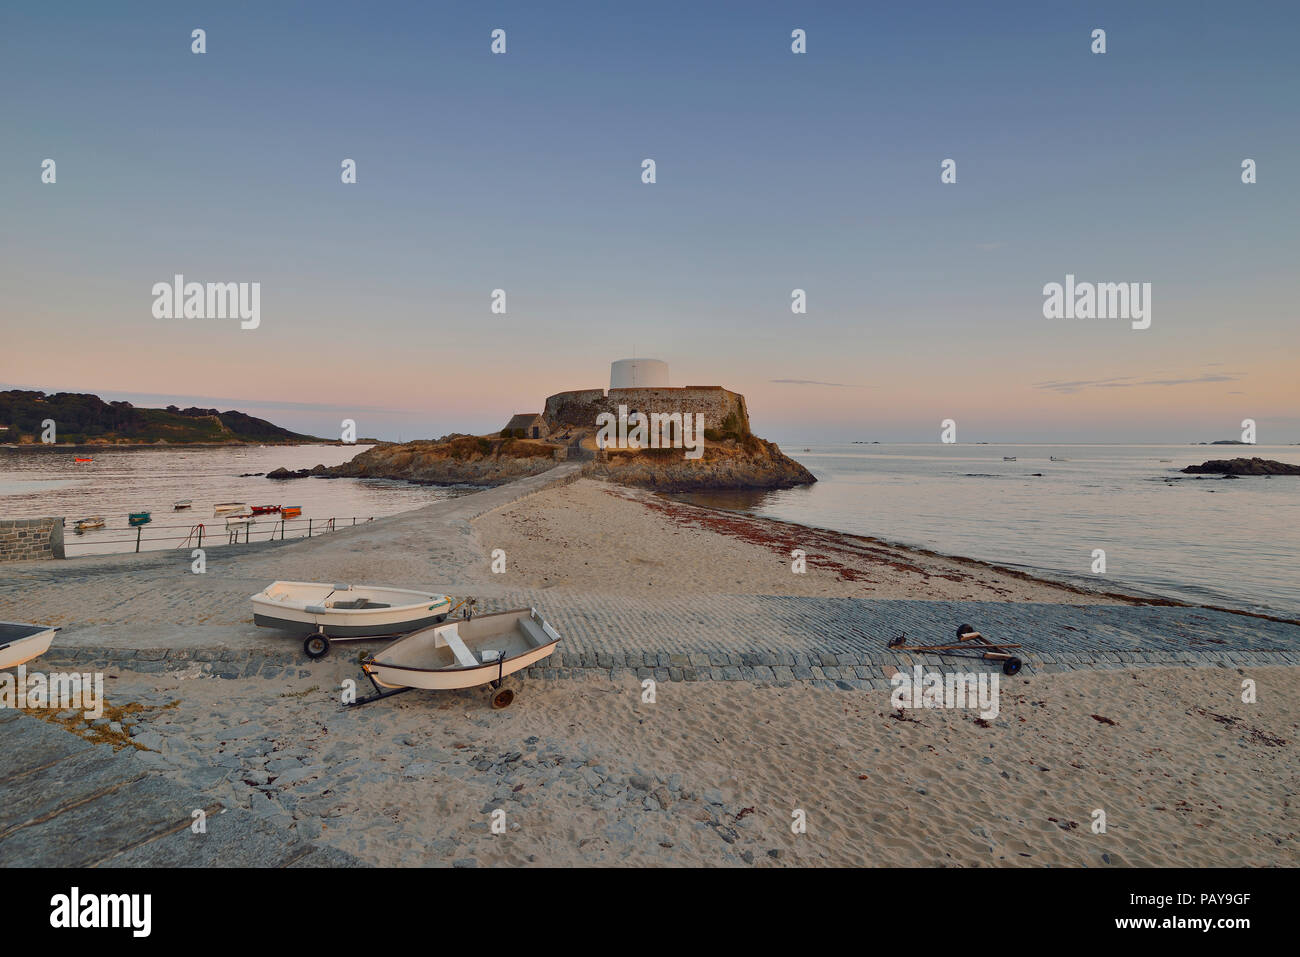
[1182,457,1300,476]
[269,369,816,491]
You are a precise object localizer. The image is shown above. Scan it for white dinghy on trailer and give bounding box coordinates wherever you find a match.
[352,605,561,709]
[251,581,455,659]
[0,622,60,670]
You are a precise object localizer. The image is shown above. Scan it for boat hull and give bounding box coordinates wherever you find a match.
[365,608,560,691]
[0,623,59,670]
[251,582,454,640]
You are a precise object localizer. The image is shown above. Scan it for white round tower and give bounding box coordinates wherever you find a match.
[610,358,669,389]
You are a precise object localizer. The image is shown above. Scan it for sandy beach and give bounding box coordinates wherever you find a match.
[472,480,1136,603]
[2,471,1297,867]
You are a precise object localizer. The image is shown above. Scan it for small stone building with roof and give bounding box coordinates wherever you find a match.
[502,413,549,440]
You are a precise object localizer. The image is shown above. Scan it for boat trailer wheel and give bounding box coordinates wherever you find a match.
[1002,657,1023,676]
[491,688,515,710]
[303,634,330,660]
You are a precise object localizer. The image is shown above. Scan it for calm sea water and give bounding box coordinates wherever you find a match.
[0,445,474,556]
[671,444,1300,617]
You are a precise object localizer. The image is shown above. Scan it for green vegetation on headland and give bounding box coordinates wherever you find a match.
[0,390,325,445]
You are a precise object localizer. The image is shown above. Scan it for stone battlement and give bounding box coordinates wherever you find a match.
[543,387,748,432]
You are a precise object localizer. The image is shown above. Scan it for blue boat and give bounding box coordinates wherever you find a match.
[128,511,151,526]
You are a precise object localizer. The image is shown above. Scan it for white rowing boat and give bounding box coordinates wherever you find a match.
[226,514,256,527]
[0,622,60,670]
[360,608,560,707]
[251,581,455,655]
[213,502,248,515]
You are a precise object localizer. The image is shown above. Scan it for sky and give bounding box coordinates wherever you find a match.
[2,1,1297,444]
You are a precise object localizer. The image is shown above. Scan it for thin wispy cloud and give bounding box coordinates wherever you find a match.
[770,379,862,388]
[1035,372,1245,394]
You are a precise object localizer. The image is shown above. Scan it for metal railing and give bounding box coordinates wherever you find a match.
[66,515,375,553]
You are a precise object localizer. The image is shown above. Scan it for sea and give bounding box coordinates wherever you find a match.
[671,444,1300,618]
[1,442,1296,618]
[0,444,473,557]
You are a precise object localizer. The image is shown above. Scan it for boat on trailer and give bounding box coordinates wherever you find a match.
[0,622,60,670]
[354,607,561,709]
[251,581,455,658]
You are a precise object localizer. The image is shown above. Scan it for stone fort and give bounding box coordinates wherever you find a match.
[541,360,749,434]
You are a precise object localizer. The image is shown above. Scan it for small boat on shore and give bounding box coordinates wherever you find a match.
[173,500,193,510]
[1003,456,1017,462]
[251,582,455,657]
[226,514,255,527]
[1050,456,1068,462]
[128,511,151,526]
[357,608,561,709]
[250,505,281,515]
[74,516,105,532]
[0,622,60,670]
[213,502,248,515]
[74,457,93,463]
[281,506,302,519]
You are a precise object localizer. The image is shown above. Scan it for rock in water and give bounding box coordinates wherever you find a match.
[1182,457,1300,476]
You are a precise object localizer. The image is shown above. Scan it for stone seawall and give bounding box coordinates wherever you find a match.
[544,387,747,432]
[0,517,64,562]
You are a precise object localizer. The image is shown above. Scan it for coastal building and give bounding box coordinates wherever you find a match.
[543,360,748,436]
[609,358,669,389]
[502,413,549,440]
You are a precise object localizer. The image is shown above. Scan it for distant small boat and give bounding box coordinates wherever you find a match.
[74,516,105,532]
[213,502,248,515]
[128,512,151,526]
[250,505,281,515]
[0,622,60,670]
[226,514,256,527]
[1159,459,1173,463]
[281,506,302,519]
[1003,456,1017,462]
[1050,456,1068,462]
[173,499,193,510]
[74,457,93,463]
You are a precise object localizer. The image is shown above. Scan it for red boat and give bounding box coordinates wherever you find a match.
[74,457,93,463]
[250,505,281,515]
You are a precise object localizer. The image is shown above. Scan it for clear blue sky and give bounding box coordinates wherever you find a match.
[3,1,1297,443]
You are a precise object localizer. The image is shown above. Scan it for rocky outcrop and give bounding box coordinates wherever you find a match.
[1182,457,1300,476]
[275,430,815,491]
[583,436,815,491]
[319,436,560,486]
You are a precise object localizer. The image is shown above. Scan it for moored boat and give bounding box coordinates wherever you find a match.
[1049,456,1068,462]
[250,505,281,515]
[1003,456,1017,462]
[281,506,302,519]
[360,608,561,708]
[0,622,60,670]
[128,511,151,526]
[74,516,105,532]
[251,582,455,656]
[173,500,193,510]
[226,514,256,527]
[213,502,248,515]
[74,457,93,463]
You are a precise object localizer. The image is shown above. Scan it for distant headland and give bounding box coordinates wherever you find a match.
[0,390,327,446]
